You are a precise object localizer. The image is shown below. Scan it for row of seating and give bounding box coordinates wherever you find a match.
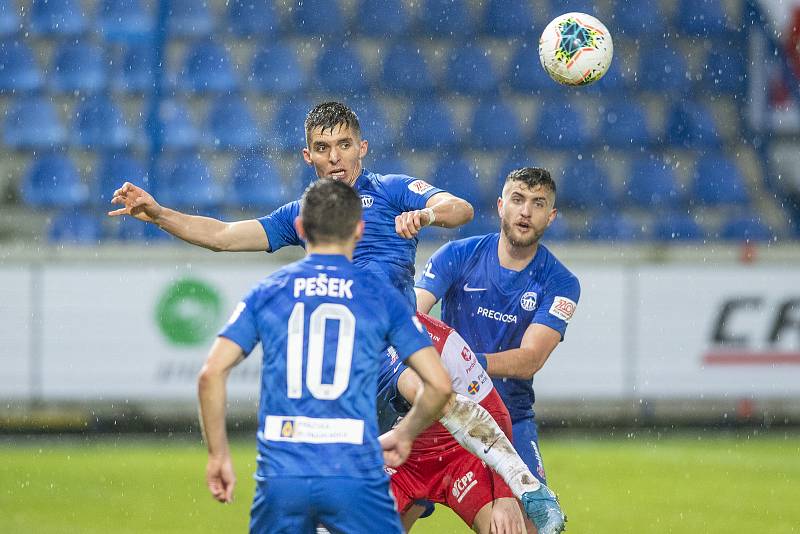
[0,0,742,41]
[0,37,747,96]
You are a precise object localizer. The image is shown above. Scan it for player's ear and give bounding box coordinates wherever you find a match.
[496,196,503,218]
[294,216,307,240]
[359,139,368,159]
[547,208,558,227]
[302,147,312,166]
[353,220,365,242]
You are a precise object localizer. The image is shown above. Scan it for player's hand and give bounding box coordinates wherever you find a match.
[490,497,525,534]
[378,428,412,467]
[395,209,432,239]
[108,182,163,223]
[206,454,236,504]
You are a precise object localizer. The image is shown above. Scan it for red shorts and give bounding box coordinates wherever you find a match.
[389,445,514,527]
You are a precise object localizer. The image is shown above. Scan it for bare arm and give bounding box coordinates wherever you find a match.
[414,287,437,315]
[395,192,474,239]
[197,337,245,503]
[484,323,562,380]
[109,182,269,252]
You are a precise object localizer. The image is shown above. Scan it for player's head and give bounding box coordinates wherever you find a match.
[498,167,557,248]
[302,101,369,188]
[295,178,365,254]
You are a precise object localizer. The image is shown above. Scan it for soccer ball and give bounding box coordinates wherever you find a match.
[538,12,613,86]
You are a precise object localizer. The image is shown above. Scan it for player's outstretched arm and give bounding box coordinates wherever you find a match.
[108,182,269,252]
[395,192,473,239]
[482,324,561,380]
[198,337,245,504]
[414,288,438,315]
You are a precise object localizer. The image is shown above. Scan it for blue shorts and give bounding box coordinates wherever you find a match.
[512,417,547,484]
[249,475,403,534]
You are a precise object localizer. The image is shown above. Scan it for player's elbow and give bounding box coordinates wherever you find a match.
[429,377,453,411]
[451,198,474,227]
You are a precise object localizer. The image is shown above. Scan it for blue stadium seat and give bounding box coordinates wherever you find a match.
[677,0,730,36]
[230,154,288,210]
[156,100,201,150]
[402,100,458,150]
[72,95,133,149]
[445,44,498,95]
[165,0,213,38]
[719,214,774,242]
[3,97,66,149]
[95,151,147,205]
[177,40,238,94]
[583,56,625,94]
[354,100,395,150]
[249,43,306,95]
[225,0,278,37]
[30,0,86,37]
[0,0,20,37]
[652,212,704,241]
[418,0,475,36]
[533,103,590,149]
[429,157,483,204]
[97,0,152,43]
[625,157,685,209]
[108,213,172,242]
[483,0,535,37]
[315,46,369,95]
[381,43,435,95]
[267,98,314,151]
[493,153,539,194]
[665,101,721,149]
[600,100,652,148]
[156,152,222,210]
[358,0,411,36]
[21,153,88,208]
[47,209,102,244]
[206,95,263,150]
[702,48,747,94]
[507,44,559,94]
[49,41,108,94]
[583,213,640,242]
[613,1,665,37]
[634,45,690,93]
[542,215,572,242]
[558,159,615,210]
[0,39,43,93]
[111,43,153,93]
[548,0,601,19]
[470,100,523,150]
[293,0,345,36]
[692,155,749,206]
[365,153,413,176]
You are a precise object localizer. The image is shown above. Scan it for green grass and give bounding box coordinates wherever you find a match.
[1,432,798,533]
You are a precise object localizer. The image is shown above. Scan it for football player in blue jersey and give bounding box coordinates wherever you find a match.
[415,167,579,532]
[198,179,452,533]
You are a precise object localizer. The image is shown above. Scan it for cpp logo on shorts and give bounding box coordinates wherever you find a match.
[408,179,434,195]
[451,471,477,503]
[520,291,538,311]
[549,296,577,322]
[360,195,374,208]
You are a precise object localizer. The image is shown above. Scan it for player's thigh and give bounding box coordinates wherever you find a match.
[314,476,403,534]
[511,418,547,484]
[441,453,513,528]
[250,477,316,534]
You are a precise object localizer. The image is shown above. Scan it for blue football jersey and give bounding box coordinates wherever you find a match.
[258,169,443,306]
[220,253,432,480]
[415,234,580,422]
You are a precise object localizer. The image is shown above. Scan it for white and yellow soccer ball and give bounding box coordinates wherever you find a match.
[538,12,613,86]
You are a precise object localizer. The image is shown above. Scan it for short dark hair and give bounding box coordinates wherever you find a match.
[504,167,557,196]
[305,101,361,144]
[300,178,362,245]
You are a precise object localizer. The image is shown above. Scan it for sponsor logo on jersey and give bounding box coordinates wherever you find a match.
[461,346,473,362]
[451,471,477,503]
[463,283,487,292]
[477,306,518,323]
[549,296,577,322]
[281,419,295,438]
[520,291,538,311]
[408,179,434,194]
[387,346,399,365]
[266,415,365,444]
[360,195,374,208]
[467,381,480,395]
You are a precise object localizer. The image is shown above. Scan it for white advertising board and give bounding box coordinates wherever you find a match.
[0,267,32,398]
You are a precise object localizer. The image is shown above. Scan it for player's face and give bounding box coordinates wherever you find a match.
[498,181,556,248]
[303,124,369,187]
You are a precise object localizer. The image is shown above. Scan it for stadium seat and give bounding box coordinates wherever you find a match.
[483,0,535,37]
[111,43,154,93]
[495,154,536,193]
[652,212,704,241]
[177,40,238,94]
[600,100,653,148]
[30,0,87,37]
[354,100,395,150]
[0,0,20,37]
[542,215,572,242]
[0,39,43,93]
[381,43,435,95]
[402,100,458,150]
[365,153,413,177]
[583,213,640,242]
[225,0,278,37]
[548,0,601,19]
[583,56,625,94]
[71,94,133,149]
[230,154,288,210]
[633,45,690,93]
[677,0,730,36]
[155,152,222,210]
[155,100,201,150]
[292,0,345,36]
[692,155,749,206]
[97,0,153,43]
[267,98,314,151]
[625,157,685,209]
[95,151,147,205]
[665,101,721,149]
[612,1,665,37]
[314,46,369,95]
[702,48,747,94]
[21,152,88,208]
[429,157,483,203]
[49,41,108,94]
[165,0,213,38]
[249,43,307,95]
[206,95,263,151]
[532,103,591,150]
[507,44,559,94]
[418,0,475,36]
[47,209,103,244]
[719,214,774,242]
[445,44,498,95]
[3,96,66,149]
[358,0,411,37]
[470,100,523,150]
[558,159,615,210]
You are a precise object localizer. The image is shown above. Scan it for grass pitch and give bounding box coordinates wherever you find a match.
[1,431,798,533]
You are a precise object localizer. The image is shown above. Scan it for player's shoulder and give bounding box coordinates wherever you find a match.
[538,244,581,288]
[368,169,437,195]
[259,198,300,219]
[442,233,497,256]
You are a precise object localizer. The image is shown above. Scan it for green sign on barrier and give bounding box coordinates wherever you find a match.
[155,278,223,346]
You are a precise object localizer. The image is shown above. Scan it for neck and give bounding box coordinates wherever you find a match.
[345,161,363,187]
[497,231,538,270]
[306,241,355,261]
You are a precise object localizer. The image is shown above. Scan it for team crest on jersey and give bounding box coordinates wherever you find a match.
[408,179,434,194]
[549,296,577,322]
[280,419,295,438]
[520,291,538,311]
[461,346,473,362]
[360,195,373,208]
[467,381,480,395]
